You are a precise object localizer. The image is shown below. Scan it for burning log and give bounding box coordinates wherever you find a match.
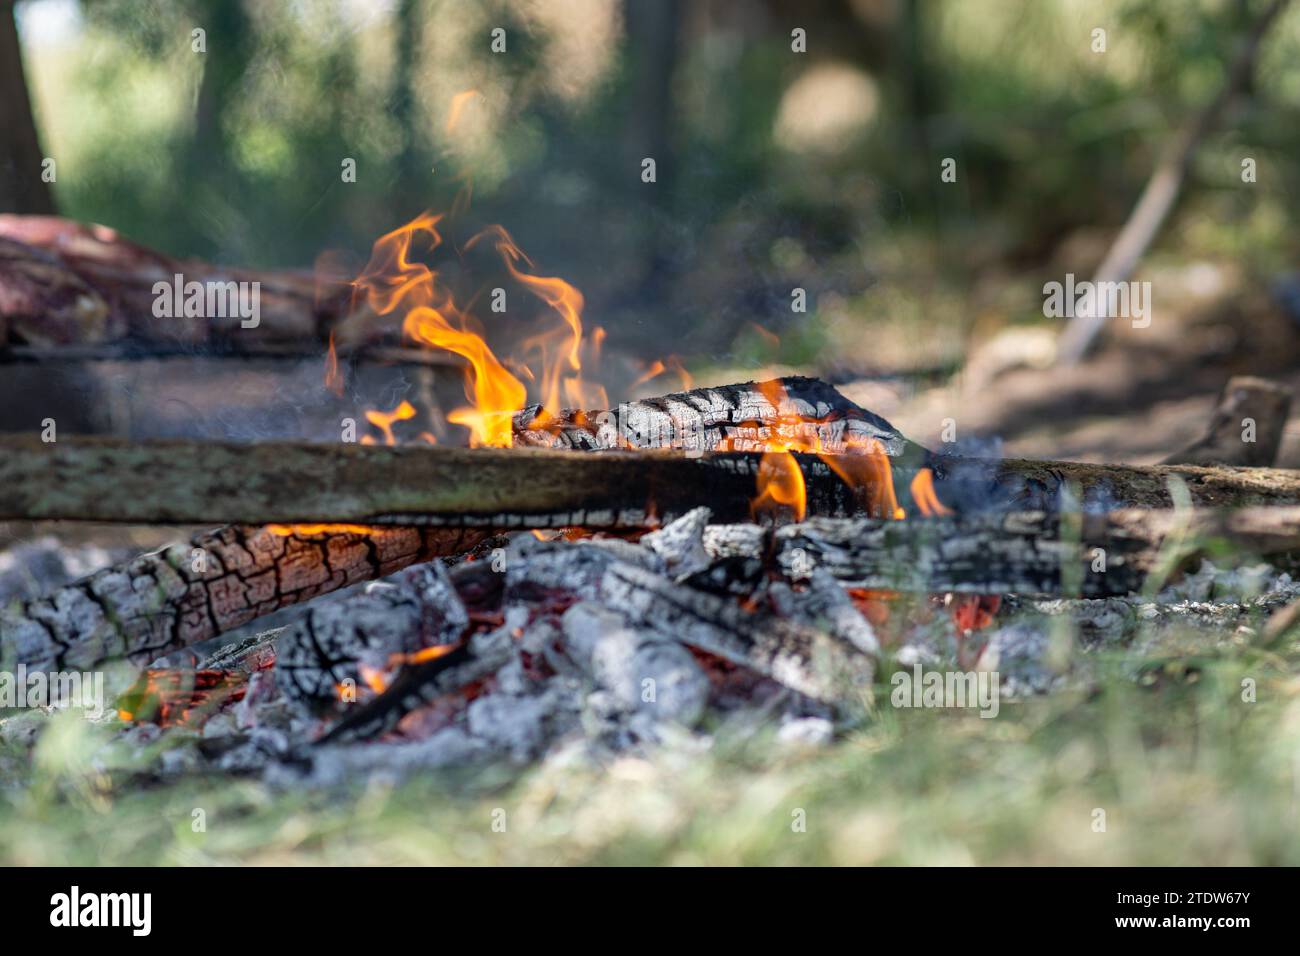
[512,375,918,459]
[0,523,484,671]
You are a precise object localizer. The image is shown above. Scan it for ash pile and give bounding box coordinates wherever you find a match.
[5,507,1296,790]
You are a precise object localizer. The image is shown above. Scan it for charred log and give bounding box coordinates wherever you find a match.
[512,375,918,460]
[0,524,484,671]
[710,506,1300,597]
[276,560,469,707]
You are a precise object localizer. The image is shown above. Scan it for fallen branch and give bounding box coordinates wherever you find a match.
[0,215,351,347]
[1055,0,1293,363]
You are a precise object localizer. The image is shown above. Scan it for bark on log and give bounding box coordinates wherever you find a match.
[936,455,1300,511]
[5,435,1300,529]
[0,524,484,671]
[0,216,353,347]
[0,435,866,526]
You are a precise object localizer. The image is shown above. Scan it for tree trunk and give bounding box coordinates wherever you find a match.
[0,0,55,214]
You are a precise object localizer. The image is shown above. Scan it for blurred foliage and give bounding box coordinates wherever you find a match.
[16,0,1300,362]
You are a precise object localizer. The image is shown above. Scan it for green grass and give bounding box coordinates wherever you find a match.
[3,628,1298,866]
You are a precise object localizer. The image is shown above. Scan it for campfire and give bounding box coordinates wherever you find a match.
[3,211,1300,781]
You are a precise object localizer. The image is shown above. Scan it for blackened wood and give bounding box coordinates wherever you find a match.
[765,506,1300,596]
[0,524,483,671]
[601,561,875,701]
[276,560,469,707]
[512,375,919,460]
[315,628,514,745]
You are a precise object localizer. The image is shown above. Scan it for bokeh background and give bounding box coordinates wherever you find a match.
[4,0,1300,456]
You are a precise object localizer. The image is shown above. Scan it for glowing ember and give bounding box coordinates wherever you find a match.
[949,594,1002,633]
[117,669,250,726]
[350,643,462,698]
[266,523,387,537]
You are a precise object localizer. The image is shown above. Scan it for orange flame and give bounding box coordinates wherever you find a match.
[631,359,666,389]
[266,523,387,537]
[466,224,595,413]
[324,332,345,397]
[363,399,416,445]
[353,643,461,697]
[751,450,807,521]
[909,467,953,517]
[445,89,482,135]
[350,212,605,447]
[819,436,906,520]
[747,378,906,523]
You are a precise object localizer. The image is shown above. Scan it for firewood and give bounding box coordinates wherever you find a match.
[601,561,875,701]
[276,560,469,707]
[712,506,1300,597]
[0,435,863,526]
[0,216,348,346]
[316,628,514,745]
[0,524,484,672]
[6,435,1300,530]
[512,375,919,460]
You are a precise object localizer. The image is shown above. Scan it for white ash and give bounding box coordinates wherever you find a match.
[777,716,836,748]
[642,506,714,579]
[1155,560,1300,606]
[768,568,880,656]
[0,536,127,603]
[976,623,1069,696]
[17,513,1300,787]
[562,602,710,726]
